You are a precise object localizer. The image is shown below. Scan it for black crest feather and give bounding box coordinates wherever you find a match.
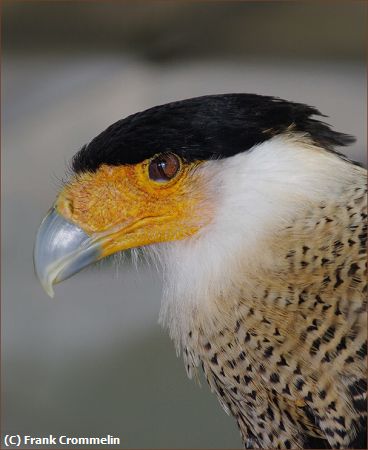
[72,94,355,173]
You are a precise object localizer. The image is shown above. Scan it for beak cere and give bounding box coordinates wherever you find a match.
[33,158,209,297]
[34,208,101,297]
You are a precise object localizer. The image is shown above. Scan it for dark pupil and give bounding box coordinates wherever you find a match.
[149,154,178,181]
[157,160,167,177]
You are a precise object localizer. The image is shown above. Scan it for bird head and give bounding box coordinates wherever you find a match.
[34,94,354,299]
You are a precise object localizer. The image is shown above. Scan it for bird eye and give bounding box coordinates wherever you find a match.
[148,153,181,182]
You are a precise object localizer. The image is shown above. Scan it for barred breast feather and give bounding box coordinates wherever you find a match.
[183,163,367,449]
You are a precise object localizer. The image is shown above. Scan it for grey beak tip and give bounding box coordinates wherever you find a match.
[34,208,101,296]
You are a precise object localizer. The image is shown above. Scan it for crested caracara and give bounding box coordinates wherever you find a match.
[34,94,367,449]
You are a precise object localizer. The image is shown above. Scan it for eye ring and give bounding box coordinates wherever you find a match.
[148,153,181,182]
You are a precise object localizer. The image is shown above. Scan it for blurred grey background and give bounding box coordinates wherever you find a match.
[2,1,366,449]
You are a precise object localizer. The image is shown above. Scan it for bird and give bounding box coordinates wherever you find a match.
[34,94,367,449]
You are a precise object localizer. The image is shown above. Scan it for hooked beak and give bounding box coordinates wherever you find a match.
[34,208,101,297]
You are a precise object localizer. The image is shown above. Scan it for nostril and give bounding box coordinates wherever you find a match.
[68,199,74,214]
[56,194,75,217]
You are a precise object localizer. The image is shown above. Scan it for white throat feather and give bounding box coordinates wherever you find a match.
[142,134,361,349]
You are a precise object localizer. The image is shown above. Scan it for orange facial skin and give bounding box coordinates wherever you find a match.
[55,157,212,258]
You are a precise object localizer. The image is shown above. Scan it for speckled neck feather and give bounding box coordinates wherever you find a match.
[147,136,367,449]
